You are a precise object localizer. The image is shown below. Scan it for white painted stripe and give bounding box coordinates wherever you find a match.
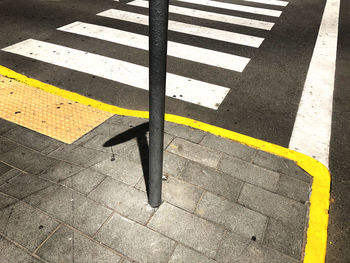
[2,39,229,109]
[97,9,264,47]
[289,0,340,167]
[176,0,282,17]
[58,22,250,72]
[126,0,274,30]
[244,0,288,7]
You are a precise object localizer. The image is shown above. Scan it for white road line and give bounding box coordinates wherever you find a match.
[126,0,274,30]
[58,22,250,72]
[98,9,264,47]
[176,0,282,17]
[243,0,288,7]
[2,39,230,110]
[289,0,340,167]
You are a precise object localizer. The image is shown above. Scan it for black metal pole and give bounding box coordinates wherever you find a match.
[148,0,169,208]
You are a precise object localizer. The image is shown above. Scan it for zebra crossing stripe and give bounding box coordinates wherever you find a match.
[58,22,250,72]
[97,9,264,47]
[126,0,274,30]
[244,0,288,7]
[2,39,230,110]
[176,0,282,17]
[289,0,340,168]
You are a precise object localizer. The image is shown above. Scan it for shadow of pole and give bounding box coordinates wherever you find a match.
[103,122,151,196]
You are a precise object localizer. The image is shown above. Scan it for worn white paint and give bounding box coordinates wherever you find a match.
[2,39,230,109]
[243,0,288,7]
[58,21,250,72]
[289,0,340,167]
[98,9,264,47]
[176,0,282,17]
[126,0,274,30]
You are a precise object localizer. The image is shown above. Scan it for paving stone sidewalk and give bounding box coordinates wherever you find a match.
[0,115,312,263]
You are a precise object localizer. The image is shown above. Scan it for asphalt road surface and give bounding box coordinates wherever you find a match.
[0,0,348,262]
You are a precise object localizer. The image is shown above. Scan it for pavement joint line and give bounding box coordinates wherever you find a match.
[0,65,330,263]
[0,194,126,260]
[0,232,48,263]
[33,224,62,254]
[92,211,115,238]
[50,213,126,260]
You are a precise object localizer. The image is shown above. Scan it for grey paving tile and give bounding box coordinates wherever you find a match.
[61,168,106,195]
[0,162,12,175]
[216,230,298,263]
[92,156,143,186]
[49,144,108,167]
[88,123,166,157]
[0,202,59,251]
[163,133,175,149]
[101,114,123,125]
[89,177,154,224]
[148,202,224,258]
[39,161,83,182]
[264,218,305,260]
[81,134,114,153]
[0,137,17,155]
[253,151,312,183]
[0,145,57,175]
[0,169,22,186]
[167,138,222,168]
[135,175,203,212]
[218,155,280,192]
[24,155,58,176]
[90,121,131,136]
[105,138,140,162]
[23,185,61,207]
[73,130,96,146]
[0,193,18,209]
[27,186,112,236]
[196,192,267,241]
[3,126,62,153]
[0,118,17,135]
[238,184,307,226]
[168,244,216,263]
[41,142,63,155]
[0,145,35,170]
[277,174,311,203]
[36,226,122,263]
[0,236,42,263]
[161,177,203,212]
[164,122,206,143]
[104,115,147,128]
[181,162,243,201]
[201,134,257,161]
[215,230,250,261]
[95,213,175,263]
[163,151,187,177]
[0,173,52,199]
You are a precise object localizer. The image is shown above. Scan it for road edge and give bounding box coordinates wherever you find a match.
[0,65,330,262]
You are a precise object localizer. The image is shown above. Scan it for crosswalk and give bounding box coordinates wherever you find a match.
[58,22,250,72]
[97,9,264,47]
[175,0,282,16]
[1,0,289,110]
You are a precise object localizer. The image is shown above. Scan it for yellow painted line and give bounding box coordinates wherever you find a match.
[0,65,329,262]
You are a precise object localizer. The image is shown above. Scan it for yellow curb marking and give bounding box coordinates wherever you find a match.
[0,65,329,262]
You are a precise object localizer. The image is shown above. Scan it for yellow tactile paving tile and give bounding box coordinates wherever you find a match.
[0,74,113,143]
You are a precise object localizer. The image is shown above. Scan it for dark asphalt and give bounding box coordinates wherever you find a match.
[0,0,348,262]
[327,0,350,262]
